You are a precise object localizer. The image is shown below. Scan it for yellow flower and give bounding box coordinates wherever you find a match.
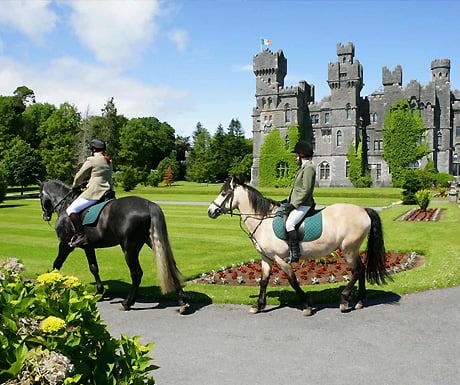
[41,316,66,333]
[64,275,81,287]
[9,300,20,306]
[37,271,62,285]
[69,298,79,304]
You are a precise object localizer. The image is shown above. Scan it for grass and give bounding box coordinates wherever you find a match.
[1,182,458,307]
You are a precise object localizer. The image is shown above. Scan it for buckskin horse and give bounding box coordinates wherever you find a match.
[208,176,389,316]
[39,179,188,312]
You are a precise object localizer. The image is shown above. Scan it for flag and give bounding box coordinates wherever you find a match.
[260,38,272,46]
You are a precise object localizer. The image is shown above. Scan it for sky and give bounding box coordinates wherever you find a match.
[1,0,460,139]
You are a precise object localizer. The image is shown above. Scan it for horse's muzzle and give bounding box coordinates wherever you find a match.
[42,213,52,222]
[207,206,221,219]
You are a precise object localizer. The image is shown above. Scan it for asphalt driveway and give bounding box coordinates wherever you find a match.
[98,285,460,385]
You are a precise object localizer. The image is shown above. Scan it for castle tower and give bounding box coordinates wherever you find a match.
[250,49,313,186]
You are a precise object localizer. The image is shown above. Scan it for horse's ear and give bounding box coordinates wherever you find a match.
[231,174,245,186]
[36,179,42,186]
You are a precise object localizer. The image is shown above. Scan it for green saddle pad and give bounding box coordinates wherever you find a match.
[273,205,323,241]
[82,199,113,226]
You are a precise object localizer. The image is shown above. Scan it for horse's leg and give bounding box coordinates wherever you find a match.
[340,252,365,312]
[53,242,73,270]
[276,257,313,316]
[250,257,271,314]
[84,248,104,295]
[354,266,366,310]
[120,244,143,311]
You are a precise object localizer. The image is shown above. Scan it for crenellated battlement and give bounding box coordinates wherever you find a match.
[382,65,402,86]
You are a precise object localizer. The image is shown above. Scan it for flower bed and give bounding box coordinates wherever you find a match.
[396,208,445,222]
[192,250,424,287]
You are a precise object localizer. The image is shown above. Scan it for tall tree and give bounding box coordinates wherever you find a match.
[186,122,212,182]
[38,103,81,182]
[2,137,43,193]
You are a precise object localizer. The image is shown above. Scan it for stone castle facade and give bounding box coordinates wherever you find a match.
[250,42,460,187]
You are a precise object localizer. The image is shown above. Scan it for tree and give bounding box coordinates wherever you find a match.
[162,165,174,186]
[0,95,24,156]
[186,122,212,182]
[174,135,191,180]
[383,99,429,187]
[38,103,81,182]
[21,102,56,149]
[2,138,43,193]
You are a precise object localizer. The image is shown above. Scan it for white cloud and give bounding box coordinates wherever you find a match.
[68,0,162,65]
[168,29,188,52]
[0,55,188,119]
[0,0,57,41]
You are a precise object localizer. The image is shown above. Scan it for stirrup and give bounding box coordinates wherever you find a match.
[284,251,300,264]
[69,234,88,248]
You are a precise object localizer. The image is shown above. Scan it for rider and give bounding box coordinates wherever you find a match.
[283,140,316,264]
[66,139,113,248]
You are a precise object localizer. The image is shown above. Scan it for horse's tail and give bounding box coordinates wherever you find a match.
[148,203,183,294]
[364,207,391,285]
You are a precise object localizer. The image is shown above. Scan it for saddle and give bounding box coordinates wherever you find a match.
[80,190,116,226]
[272,204,323,241]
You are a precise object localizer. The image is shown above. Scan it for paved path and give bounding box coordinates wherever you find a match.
[98,285,460,385]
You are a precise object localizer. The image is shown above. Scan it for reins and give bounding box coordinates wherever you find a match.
[213,185,278,252]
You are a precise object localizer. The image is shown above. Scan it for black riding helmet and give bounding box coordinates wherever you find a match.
[89,139,106,151]
[293,140,313,157]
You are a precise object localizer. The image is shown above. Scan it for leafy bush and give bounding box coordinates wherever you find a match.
[415,189,431,211]
[0,259,157,384]
[0,165,7,203]
[401,169,433,204]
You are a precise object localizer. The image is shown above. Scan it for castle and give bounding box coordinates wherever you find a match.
[250,42,460,187]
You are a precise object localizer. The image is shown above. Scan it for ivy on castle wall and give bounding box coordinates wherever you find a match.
[383,99,429,187]
[259,126,300,187]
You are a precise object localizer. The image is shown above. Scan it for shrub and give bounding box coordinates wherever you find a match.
[415,189,431,211]
[0,259,157,384]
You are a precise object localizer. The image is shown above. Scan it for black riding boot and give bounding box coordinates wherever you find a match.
[69,213,88,247]
[285,230,301,264]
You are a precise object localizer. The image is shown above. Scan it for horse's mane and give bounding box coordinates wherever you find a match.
[242,183,279,216]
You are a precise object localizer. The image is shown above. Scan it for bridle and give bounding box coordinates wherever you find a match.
[211,184,277,252]
[210,186,237,217]
[40,185,74,222]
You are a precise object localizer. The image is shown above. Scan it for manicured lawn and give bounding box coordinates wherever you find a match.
[1,183,458,306]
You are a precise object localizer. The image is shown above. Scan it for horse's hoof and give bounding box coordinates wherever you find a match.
[302,307,313,316]
[249,305,261,314]
[178,303,190,314]
[339,303,348,312]
[119,303,131,311]
[354,300,364,310]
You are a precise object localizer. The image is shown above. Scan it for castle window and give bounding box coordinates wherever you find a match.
[420,104,425,117]
[319,162,330,180]
[408,160,420,170]
[345,160,349,177]
[374,140,383,151]
[268,78,271,85]
[324,112,330,124]
[371,112,378,122]
[262,98,266,109]
[285,135,290,148]
[311,114,319,124]
[284,103,291,122]
[376,164,382,180]
[276,162,289,179]
[268,97,273,109]
[346,103,351,120]
[336,130,343,146]
[456,126,460,137]
[312,132,316,151]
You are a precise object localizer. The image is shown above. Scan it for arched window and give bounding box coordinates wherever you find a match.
[319,162,330,180]
[262,98,266,109]
[268,97,273,109]
[312,132,316,151]
[285,135,290,148]
[284,103,291,122]
[336,130,343,146]
[346,103,351,120]
[324,112,330,124]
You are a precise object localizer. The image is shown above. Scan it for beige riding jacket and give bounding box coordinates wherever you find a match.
[72,153,113,200]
